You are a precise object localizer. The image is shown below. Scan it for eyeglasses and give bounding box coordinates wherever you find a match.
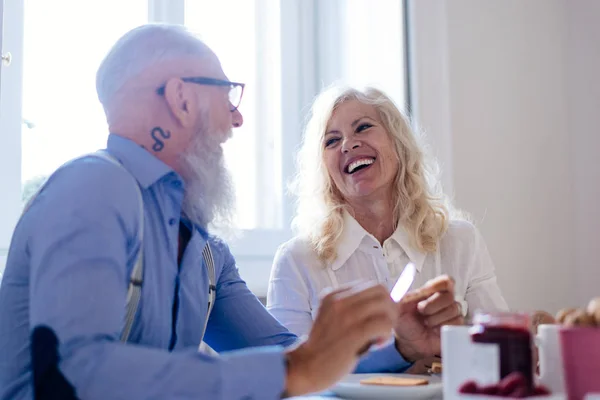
[156,77,245,112]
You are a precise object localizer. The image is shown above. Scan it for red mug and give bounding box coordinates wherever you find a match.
[560,327,600,400]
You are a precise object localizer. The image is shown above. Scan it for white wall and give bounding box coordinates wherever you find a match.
[566,0,600,306]
[411,0,600,314]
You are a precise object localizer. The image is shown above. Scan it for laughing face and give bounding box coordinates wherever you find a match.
[323,99,399,203]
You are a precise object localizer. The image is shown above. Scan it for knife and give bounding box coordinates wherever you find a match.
[390,262,416,303]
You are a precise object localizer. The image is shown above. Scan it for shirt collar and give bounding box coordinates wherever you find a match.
[330,210,427,272]
[330,211,370,271]
[105,133,176,189]
[389,224,427,273]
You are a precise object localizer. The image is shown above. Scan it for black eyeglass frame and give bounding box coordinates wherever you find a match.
[156,77,245,112]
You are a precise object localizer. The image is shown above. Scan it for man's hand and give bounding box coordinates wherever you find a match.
[283,283,395,398]
[393,275,464,362]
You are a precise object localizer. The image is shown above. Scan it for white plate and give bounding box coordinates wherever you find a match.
[459,395,565,400]
[330,373,442,399]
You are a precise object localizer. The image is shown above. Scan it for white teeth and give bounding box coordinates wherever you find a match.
[347,158,375,173]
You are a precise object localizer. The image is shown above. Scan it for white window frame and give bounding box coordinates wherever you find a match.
[0,0,24,270]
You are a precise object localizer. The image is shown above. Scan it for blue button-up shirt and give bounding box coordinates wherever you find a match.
[0,134,410,399]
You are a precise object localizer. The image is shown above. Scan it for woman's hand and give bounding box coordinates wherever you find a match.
[393,275,464,362]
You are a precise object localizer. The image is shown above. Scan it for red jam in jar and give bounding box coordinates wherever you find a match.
[470,311,534,393]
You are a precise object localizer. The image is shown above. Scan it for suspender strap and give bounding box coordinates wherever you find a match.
[20,150,144,343]
[22,150,217,347]
[85,151,145,343]
[201,243,216,341]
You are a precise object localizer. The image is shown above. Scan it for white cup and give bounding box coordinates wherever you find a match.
[536,324,565,394]
[443,324,566,399]
[443,325,510,400]
[442,325,477,400]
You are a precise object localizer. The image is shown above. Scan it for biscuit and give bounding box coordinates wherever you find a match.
[359,376,429,386]
[531,311,556,333]
[563,309,596,328]
[586,298,600,325]
[556,308,578,324]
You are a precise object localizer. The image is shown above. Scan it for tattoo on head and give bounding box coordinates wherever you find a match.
[150,127,172,152]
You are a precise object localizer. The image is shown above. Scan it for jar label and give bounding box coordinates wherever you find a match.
[470,342,500,385]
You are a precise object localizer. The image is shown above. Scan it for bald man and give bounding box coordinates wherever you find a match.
[0,24,461,399]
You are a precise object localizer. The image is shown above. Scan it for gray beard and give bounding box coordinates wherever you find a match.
[178,122,237,238]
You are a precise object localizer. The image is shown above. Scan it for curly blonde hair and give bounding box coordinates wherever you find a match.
[291,85,453,263]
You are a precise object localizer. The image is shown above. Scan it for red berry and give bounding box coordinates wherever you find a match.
[480,384,500,395]
[498,372,526,395]
[508,386,529,398]
[458,381,479,394]
[533,385,551,396]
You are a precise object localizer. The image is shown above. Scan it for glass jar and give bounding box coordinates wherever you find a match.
[470,311,534,392]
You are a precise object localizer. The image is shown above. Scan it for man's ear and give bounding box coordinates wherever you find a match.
[163,78,197,128]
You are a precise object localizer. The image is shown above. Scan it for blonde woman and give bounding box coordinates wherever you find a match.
[267,85,508,340]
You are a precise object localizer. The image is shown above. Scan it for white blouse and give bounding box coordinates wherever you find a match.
[267,212,508,337]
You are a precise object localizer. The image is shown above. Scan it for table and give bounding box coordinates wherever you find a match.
[292,396,337,400]
[291,392,337,399]
[293,392,444,399]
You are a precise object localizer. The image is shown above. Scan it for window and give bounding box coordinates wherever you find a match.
[0,0,408,296]
[316,0,408,110]
[185,0,283,230]
[21,0,148,193]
